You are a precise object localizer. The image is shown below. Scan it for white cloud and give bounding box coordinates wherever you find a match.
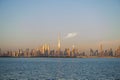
[65,32,77,39]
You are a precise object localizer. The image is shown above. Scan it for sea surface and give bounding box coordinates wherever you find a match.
[0,58,120,80]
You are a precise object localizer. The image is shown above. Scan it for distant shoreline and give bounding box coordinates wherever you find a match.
[0,56,119,58]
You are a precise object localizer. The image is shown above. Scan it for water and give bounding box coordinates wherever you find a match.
[0,58,120,80]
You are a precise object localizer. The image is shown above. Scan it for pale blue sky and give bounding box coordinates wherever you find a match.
[0,0,120,50]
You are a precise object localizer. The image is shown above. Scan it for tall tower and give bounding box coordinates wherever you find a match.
[99,44,103,56]
[72,44,75,49]
[100,44,102,52]
[0,48,1,56]
[58,33,61,55]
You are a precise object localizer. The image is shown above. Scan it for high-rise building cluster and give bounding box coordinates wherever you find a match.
[0,35,120,58]
[0,46,120,58]
[89,45,120,57]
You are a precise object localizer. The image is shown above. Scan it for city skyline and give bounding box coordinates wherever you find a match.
[0,34,120,57]
[0,0,120,50]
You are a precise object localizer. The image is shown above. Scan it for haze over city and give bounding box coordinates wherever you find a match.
[0,0,120,51]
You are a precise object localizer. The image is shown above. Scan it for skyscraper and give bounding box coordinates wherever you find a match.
[40,44,50,56]
[57,33,61,55]
[99,44,103,56]
[0,48,1,56]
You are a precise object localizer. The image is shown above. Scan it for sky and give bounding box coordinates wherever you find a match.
[0,0,120,51]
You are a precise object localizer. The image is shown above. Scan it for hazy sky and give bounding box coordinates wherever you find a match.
[0,0,120,50]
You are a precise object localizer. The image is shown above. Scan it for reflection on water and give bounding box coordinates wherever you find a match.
[0,58,120,80]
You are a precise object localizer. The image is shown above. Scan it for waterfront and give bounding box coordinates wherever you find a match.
[0,58,120,80]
